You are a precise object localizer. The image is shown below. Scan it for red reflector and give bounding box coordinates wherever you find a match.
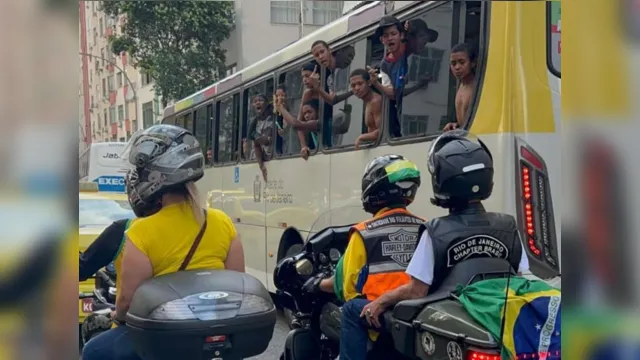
[467,349,500,360]
[205,335,226,343]
[520,147,544,170]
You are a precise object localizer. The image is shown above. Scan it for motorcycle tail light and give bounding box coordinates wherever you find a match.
[467,348,500,360]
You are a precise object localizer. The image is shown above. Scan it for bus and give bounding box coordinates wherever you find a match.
[78,142,128,192]
[161,1,562,292]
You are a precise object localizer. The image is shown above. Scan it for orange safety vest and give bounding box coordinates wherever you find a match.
[350,208,424,301]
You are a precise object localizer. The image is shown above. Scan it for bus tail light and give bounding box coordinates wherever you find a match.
[515,139,560,277]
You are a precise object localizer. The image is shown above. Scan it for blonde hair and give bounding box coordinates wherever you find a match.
[185,181,206,226]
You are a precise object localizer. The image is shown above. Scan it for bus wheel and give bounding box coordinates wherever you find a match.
[283,243,303,329]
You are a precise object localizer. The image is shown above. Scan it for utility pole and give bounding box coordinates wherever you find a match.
[79,51,139,139]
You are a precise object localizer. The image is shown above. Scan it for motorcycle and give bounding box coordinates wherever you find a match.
[274,206,560,360]
[78,267,117,349]
[78,265,276,359]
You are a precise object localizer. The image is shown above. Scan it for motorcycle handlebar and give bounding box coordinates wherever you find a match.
[96,269,116,288]
[79,292,95,299]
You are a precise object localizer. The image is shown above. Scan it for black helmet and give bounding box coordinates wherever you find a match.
[121,124,204,217]
[427,130,493,209]
[361,154,421,214]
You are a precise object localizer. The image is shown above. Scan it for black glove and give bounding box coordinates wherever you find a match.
[302,273,326,294]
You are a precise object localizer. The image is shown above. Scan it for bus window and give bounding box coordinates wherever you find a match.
[175,113,186,128]
[547,1,561,77]
[163,115,176,125]
[215,94,240,164]
[319,41,366,149]
[184,111,194,132]
[194,104,210,165]
[242,78,275,161]
[390,2,455,139]
[275,64,309,157]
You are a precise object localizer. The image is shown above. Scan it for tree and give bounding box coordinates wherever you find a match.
[102,1,235,107]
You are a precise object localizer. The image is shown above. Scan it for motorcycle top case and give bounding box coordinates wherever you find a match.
[125,269,276,360]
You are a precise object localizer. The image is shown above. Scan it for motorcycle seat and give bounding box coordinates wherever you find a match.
[392,291,451,322]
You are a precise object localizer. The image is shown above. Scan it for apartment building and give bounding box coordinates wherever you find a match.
[223,1,344,73]
[80,1,163,144]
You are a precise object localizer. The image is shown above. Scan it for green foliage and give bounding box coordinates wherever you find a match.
[102,1,235,105]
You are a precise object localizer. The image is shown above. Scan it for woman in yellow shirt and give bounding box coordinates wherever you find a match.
[82,125,244,360]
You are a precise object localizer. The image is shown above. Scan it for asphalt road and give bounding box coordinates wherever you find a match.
[247,309,290,360]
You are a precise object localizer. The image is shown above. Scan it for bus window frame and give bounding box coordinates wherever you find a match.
[240,73,277,165]
[546,1,561,79]
[318,35,381,155]
[381,0,489,145]
[192,100,214,165]
[213,92,241,167]
[274,56,320,160]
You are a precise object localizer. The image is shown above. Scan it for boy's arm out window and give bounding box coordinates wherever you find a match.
[373,70,395,99]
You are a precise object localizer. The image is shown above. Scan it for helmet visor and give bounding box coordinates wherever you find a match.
[120,129,174,168]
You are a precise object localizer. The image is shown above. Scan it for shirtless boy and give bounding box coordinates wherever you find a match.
[349,69,382,149]
[444,43,477,131]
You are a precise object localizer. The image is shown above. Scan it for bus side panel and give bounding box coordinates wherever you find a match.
[263,155,331,290]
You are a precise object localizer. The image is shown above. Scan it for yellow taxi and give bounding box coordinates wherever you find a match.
[78,182,133,324]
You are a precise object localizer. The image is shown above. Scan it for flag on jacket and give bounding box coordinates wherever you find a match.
[456,277,561,360]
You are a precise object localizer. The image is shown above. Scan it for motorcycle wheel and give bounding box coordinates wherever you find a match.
[282,243,303,330]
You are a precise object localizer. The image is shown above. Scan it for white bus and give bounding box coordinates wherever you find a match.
[78,142,128,192]
[162,1,561,292]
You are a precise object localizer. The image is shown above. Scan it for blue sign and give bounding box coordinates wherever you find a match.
[234,167,240,183]
[95,175,126,192]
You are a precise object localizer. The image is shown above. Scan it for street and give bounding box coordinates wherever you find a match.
[247,309,290,360]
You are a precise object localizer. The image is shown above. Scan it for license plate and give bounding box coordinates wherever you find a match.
[82,298,94,313]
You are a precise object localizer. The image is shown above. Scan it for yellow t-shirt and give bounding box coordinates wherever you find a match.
[126,202,237,276]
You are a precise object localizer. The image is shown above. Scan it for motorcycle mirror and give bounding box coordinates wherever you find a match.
[295,259,314,276]
[329,248,341,262]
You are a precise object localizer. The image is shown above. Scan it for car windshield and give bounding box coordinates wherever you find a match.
[79,198,135,228]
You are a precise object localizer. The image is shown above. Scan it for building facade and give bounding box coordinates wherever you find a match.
[80,1,344,145]
[223,1,344,73]
[80,1,163,144]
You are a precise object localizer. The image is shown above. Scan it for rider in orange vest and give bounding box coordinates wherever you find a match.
[303,154,423,360]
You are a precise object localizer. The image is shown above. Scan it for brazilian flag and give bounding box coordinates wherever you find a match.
[456,277,561,359]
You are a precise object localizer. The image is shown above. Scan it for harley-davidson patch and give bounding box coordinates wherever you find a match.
[382,229,418,267]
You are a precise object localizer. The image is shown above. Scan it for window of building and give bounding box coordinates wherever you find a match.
[142,101,154,129]
[102,78,107,98]
[323,40,367,149]
[308,1,343,25]
[547,1,561,77]
[132,120,138,132]
[141,71,152,86]
[270,1,300,24]
[99,18,104,36]
[270,1,343,26]
[242,78,275,161]
[93,27,97,44]
[118,105,124,123]
[100,48,105,64]
[394,2,456,138]
[226,63,237,77]
[215,94,240,164]
[119,137,126,142]
[116,72,123,88]
[103,109,108,127]
[107,75,115,91]
[109,107,117,123]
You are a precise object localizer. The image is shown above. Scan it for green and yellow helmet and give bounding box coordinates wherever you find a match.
[361,154,421,214]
